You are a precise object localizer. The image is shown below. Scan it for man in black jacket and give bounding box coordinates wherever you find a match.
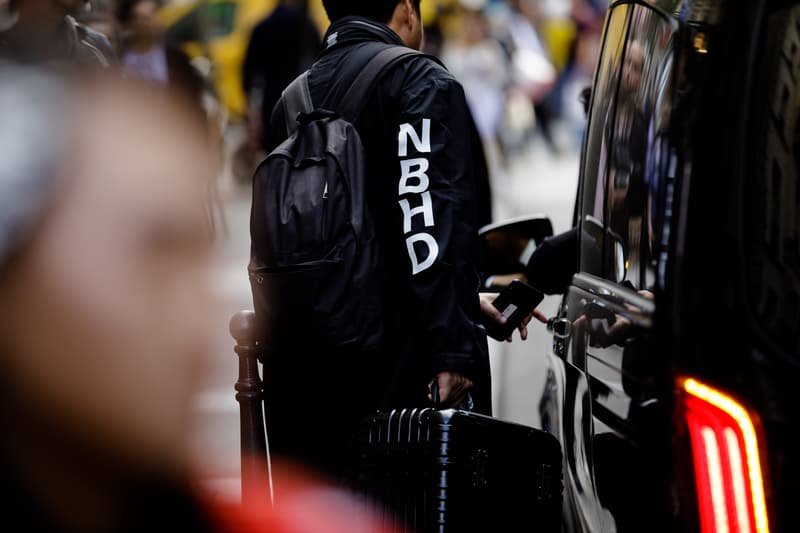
[257,0,496,477]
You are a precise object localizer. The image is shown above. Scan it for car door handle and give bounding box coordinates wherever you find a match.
[547,317,572,340]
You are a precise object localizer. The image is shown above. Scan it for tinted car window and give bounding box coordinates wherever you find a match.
[744,4,800,357]
[604,5,676,290]
[584,10,678,530]
[579,4,630,277]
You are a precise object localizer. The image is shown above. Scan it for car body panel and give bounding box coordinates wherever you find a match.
[537,0,800,531]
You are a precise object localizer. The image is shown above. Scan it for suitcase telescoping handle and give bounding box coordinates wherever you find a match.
[430,380,474,411]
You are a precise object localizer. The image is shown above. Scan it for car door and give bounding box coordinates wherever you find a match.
[540,2,680,532]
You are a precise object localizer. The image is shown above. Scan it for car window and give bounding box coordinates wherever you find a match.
[167,2,238,44]
[582,8,678,529]
[603,5,674,290]
[578,4,630,277]
[744,4,800,357]
[602,5,676,290]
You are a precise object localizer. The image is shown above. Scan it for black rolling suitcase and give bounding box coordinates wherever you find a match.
[350,404,563,533]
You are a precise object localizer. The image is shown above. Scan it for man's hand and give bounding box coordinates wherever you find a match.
[429,371,473,408]
[479,292,547,342]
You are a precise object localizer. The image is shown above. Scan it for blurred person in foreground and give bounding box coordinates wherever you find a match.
[242,0,321,154]
[0,0,114,65]
[0,65,395,533]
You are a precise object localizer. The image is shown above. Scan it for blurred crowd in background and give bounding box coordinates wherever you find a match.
[22,0,606,192]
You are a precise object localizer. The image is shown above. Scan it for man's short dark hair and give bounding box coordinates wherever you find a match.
[322,0,421,24]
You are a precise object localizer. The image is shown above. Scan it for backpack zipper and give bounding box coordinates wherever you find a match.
[322,180,329,241]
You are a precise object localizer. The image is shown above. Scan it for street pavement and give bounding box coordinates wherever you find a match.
[192,131,581,497]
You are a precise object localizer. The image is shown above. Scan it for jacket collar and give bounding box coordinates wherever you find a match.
[321,16,404,51]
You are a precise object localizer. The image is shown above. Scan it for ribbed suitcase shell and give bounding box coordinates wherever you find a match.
[351,408,562,533]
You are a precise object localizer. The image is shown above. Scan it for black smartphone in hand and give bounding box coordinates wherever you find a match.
[484,280,544,341]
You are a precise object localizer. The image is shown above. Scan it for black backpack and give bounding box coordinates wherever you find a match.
[249,45,420,352]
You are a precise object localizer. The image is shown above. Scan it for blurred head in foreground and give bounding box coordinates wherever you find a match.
[0,64,403,533]
[0,63,217,529]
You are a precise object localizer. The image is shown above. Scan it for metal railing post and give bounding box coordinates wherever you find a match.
[229,310,270,506]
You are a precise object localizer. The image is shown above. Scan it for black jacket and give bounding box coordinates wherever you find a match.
[262,17,493,414]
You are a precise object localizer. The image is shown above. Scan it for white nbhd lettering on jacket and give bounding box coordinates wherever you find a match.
[399,158,430,194]
[399,191,434,233]
[406,234,439,275]
[398,119,439,275]
[398,119,431,157]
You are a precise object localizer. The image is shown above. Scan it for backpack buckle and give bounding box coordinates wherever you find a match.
[296,109,339,125]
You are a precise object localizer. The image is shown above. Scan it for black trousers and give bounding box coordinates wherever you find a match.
[261,345,492,480]
[261,346,378,480]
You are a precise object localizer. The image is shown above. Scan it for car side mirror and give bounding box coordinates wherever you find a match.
[478,215,554,275]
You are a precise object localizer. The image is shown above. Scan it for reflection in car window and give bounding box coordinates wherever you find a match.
[579,5,630,277]
[603,6,675,290]
[745,4,800,357]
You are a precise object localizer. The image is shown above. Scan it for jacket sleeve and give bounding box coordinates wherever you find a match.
[393,72,489,381]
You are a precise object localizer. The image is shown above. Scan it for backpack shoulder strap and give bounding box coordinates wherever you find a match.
[338,46,421,122]
[282,71,314,136]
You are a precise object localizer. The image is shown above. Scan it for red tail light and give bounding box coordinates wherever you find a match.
[681,378,770,533]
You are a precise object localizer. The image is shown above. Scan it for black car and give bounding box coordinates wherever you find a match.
[529,0,799,531]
